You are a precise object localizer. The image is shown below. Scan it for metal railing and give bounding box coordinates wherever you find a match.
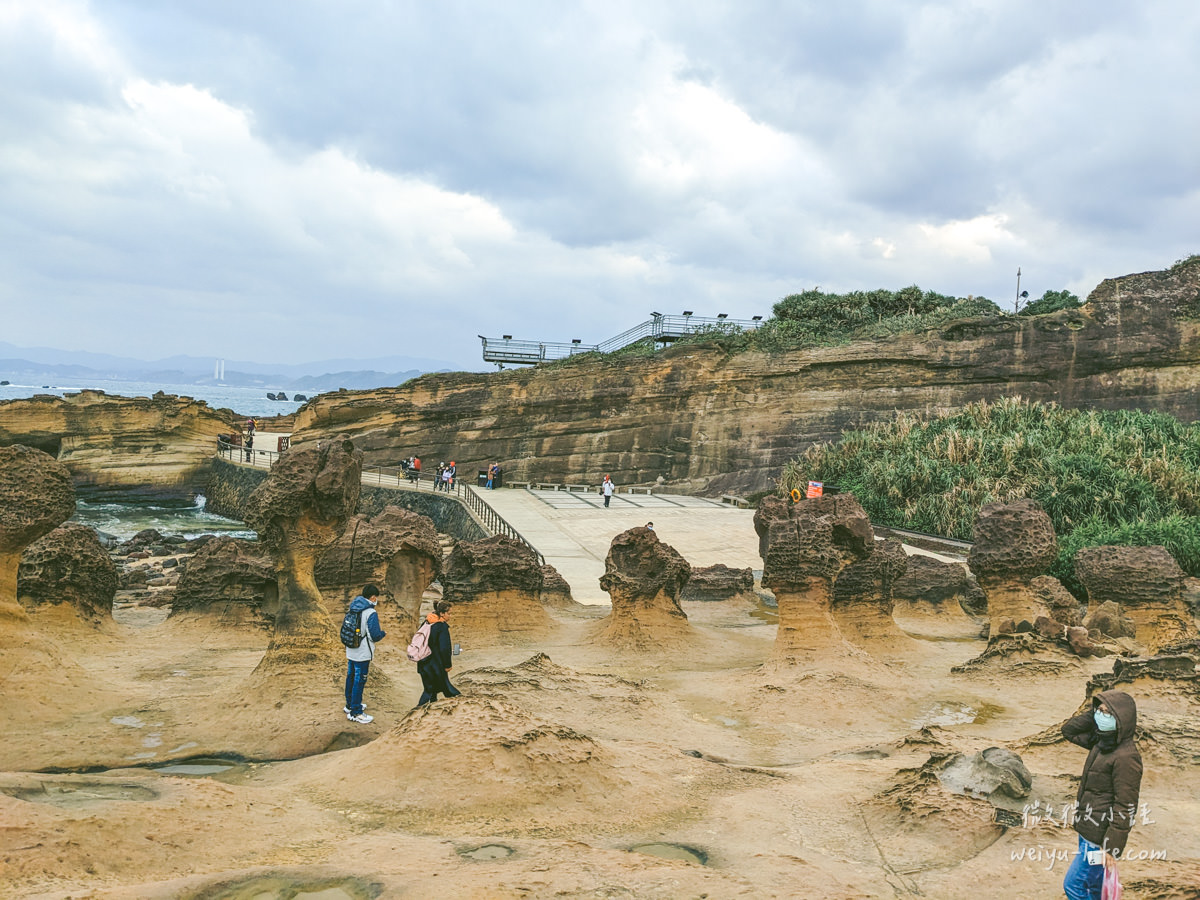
[479,313,763,365]
[214,438,544,563]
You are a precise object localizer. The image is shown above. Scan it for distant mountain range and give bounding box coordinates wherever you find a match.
[0,342,463,391]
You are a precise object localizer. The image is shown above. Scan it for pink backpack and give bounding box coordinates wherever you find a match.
[406,622,433,662]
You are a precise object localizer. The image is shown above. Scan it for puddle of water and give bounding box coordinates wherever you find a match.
[458,843,515,861]
[155,760,237,776]
[748,606,779,624]
[629,842,708,865]
[187,875,370,900]
[3,781,158,807]
[110,715,145,728]
[714,716,740,728]
[909,702,977,728]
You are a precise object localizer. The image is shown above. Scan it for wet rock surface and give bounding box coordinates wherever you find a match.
[17,523,118,621]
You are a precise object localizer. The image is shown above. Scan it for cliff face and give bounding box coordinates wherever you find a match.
[0,391,235,501]
[292,263,1200,495]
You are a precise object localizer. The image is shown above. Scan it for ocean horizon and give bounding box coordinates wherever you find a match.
[0,377,306,418]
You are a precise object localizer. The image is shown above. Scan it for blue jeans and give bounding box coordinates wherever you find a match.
[1063,835,1104,900]
[344,659,370,715]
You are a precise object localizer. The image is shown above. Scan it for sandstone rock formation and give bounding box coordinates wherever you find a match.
[1032,575,1083,627]
[891,554,984,637]
[316,506,442,634]
[287,262,1200,496]
[595,526,691,650]
[17,523,118,622]
[171,536,277,626]
[539,563,580,609]
[830,538,915,653]
[754,493,874,663]
[968,500,1057,636]
[1083,600,1136,640]
[242,437,363,673]
[679,564,755,603]
[0,445,76,622]
[1074,545,1198,652]
[441,535,552,645]
[0,391,235,501]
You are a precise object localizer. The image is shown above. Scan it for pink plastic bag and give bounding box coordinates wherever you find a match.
[1101,863,1122,900]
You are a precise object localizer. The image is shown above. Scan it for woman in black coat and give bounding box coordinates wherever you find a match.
[417,601,461,706]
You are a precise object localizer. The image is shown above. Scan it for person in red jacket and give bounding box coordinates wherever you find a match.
[1060,690,1143,899]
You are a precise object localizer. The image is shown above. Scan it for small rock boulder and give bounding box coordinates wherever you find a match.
[938,747,1033,802]
[1032,575,1083,627]
[17,523,118,621]
[171,536,277,624]
[1083,600,1136,639]
[679,564,754,603]
[0,445,77,611]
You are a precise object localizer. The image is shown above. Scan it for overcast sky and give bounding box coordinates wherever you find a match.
[2,1,1197,371]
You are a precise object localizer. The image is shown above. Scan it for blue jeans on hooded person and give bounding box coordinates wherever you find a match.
[1062,834,1104,900]
[345,659,370,716]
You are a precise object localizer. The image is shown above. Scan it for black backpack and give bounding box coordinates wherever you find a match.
[339,608,365,648]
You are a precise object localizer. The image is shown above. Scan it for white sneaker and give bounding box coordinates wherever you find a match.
[349,713,374,724]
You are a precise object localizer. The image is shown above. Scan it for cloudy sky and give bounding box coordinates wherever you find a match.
[2,1,1197,371]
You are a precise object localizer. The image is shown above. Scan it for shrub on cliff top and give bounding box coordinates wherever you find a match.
[778,397,1200,595]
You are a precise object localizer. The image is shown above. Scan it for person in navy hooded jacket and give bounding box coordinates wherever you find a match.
[344,583,386,724]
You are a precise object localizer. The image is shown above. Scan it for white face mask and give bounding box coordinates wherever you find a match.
[1094,708,1118,732]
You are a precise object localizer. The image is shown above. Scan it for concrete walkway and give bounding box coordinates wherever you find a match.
[478,487,761,605]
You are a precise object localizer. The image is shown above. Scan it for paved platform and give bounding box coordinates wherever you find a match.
[476,487,761,605]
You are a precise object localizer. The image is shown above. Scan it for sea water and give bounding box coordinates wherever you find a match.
[0,378,305,418]
[71,495,255,542]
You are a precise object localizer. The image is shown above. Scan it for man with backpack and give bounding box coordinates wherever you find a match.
[341,583,386,724]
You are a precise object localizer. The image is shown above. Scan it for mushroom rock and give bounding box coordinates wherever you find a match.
[539,563,581,609]
[1032,575,1083,628]
[1074,545,1197,652]
[170,536,277,627]
[595,526,691,650]
[17,523,117,622]
[679,564,755,603]
[316,506,442,634]
[0,445,76,623]
[967,500,1057,637]
[754,493,874,662]
[831,538,915,652]
[242,436,363,670]
[441,535,552,645]
[891,555,984,637]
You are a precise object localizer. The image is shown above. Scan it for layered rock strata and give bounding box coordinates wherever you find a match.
[441,535,552,645]
[288,263,1200,495]
[243,437,363,672]
[1074,545,1198,652]
[596,526,692,650]
[316,506,442,634]
[968,500,1057,636]
[0,391,235,501]
[17,523,117,622]
[754,493,874,662]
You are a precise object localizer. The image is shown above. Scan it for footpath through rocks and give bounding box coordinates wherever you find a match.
[1,446,1198,898]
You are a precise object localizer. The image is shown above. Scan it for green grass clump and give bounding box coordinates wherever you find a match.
[777,397,1200,593]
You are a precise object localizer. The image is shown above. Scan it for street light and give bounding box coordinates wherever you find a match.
[502,334,512,340]
[682,310,693,316]
[717,313,728,319]
[650,311,662,318]
[751,315,763,321]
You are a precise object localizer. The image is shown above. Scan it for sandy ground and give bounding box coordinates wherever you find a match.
[2,564,1198,900]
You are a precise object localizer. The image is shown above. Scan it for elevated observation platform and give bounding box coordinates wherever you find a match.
[480,312,763,367]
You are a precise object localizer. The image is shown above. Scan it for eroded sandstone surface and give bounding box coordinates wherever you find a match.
[17,523,117,622]
[441,534,553,645]
[968,499,1058,635]
[1075,545,1198,652]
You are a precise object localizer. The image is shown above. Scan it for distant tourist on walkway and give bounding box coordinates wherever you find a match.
[448,461,456,488]
[602,474,615,507]
[243,431,254,462]
[344,584,387,724]
[1060,690,1143,899]
[245,417,256,434]
[417,601,461,706]
[409,456,421,484]
[486,462,497,489]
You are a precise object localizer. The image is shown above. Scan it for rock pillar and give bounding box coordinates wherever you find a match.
[596,526,691,650]
[830,538,912,651]
[967,500,1057,636]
